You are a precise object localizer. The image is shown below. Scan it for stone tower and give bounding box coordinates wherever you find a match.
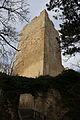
[12,10,64,77]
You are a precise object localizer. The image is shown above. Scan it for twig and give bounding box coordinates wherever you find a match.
[0,34,20,51]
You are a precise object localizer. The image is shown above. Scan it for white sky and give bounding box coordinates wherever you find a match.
[19,0,80,71]
[29,0,48,18]
[29,0,62,29]
[18,0,61,30]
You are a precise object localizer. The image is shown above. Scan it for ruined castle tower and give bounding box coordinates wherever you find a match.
[12,10,64,78]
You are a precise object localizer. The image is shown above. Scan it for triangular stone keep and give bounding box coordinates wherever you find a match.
[12,10,64,77]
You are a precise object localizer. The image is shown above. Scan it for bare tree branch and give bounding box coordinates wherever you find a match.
[0,34,20,51]
[0,0,29,73]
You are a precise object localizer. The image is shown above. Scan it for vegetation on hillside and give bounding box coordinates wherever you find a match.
[0,69,80,119]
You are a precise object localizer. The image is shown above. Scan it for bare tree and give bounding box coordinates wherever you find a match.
[0,0,29,73]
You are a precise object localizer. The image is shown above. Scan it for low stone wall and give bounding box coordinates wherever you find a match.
[19,89,68,120]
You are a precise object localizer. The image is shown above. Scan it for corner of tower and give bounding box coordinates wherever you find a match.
[40,9,55,28]
[40,9,48,17]
[39,9,50,30]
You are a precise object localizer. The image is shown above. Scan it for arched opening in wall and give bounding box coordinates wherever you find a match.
[19,93,34,109]
[18,93,47,120]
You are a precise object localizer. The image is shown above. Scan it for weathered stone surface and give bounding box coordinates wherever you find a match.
[19,94,34,109]
[19,89,68,120]
[12,10,64,78]
[34,89,68,120]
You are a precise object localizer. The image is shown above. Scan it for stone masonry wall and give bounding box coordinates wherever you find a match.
[12,11,46,77]
[12,10,64,77]
[44,13,64,76]
[19,89,68,120]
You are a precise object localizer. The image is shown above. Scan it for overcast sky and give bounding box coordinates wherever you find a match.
[18,0,61,30]
[29,0,48,18]
[29,0,62,29]
[19,0,80,71]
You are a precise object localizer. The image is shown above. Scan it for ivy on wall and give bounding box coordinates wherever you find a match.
[0,70,80,119]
